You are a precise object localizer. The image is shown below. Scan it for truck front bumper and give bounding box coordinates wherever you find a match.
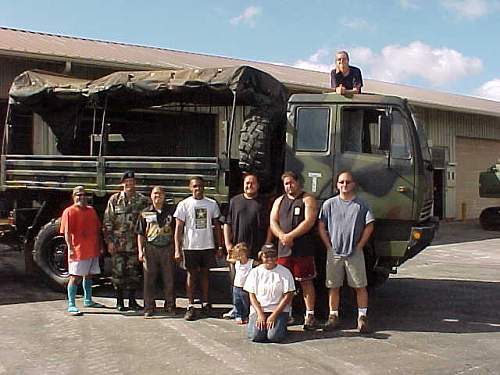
[405,217,439,260]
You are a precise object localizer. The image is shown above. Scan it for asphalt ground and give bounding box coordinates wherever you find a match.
[0,221,499,375]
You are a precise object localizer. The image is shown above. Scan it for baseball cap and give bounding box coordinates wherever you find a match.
[72,186,86,196]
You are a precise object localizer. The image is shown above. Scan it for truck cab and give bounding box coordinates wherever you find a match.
[286,93,437,282]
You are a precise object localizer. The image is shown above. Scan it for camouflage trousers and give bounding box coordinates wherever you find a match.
[111,252,141,290]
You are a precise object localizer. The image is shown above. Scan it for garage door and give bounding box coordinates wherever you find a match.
[456,136,500,219]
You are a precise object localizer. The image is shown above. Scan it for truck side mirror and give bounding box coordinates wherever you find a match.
[378,114,391,151]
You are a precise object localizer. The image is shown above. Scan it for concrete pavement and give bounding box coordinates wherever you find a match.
[0,221,499,374]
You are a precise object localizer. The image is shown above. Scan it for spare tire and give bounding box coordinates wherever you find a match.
[33,218,68,291]
[239,115,273,183]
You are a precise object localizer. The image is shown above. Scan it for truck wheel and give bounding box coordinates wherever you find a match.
[479,207,500,231]
[33,218,68,291]
[239,115,273,184]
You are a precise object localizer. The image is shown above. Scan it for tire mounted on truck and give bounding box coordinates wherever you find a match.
[238,114,273,188]
[33,218,68,290]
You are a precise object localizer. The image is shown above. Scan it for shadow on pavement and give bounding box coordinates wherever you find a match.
[283,329,391,344]
[370,277,500,334]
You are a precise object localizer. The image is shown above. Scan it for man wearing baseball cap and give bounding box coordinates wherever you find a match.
[60,186,105,315]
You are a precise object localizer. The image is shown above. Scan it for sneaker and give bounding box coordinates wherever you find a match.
[184,306,196,321]
[200,304,213,318]
[67,306,83,316]
[323,314,340,331]
[144,310,155,319]
[83,301,105,308]
[235,317,243,324]
[357,315,370,333]
[303,314,318,331]
[222,307,236,320]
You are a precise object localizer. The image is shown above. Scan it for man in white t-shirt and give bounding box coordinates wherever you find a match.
[174,177,223,321]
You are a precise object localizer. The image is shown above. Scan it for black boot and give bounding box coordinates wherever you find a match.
[116,288,127,312]
[128,290,142,311]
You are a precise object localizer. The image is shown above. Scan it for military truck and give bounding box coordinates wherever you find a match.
[478,163,500,230]
[1,65,437,289]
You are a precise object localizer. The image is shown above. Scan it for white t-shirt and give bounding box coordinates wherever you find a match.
[233,258,254,288]
[243,264,295,314]
[174,196,221,250]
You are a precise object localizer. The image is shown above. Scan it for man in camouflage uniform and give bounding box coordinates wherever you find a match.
[103,171,149,311]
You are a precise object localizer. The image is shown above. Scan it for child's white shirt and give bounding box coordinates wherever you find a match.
[233,258,254,288]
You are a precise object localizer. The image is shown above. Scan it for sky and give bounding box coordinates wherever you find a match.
[1,0,500,101]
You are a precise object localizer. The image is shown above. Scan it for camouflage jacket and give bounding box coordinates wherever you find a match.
[103,191,150,252]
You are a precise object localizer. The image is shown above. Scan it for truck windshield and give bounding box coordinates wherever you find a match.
[409,105,432,162]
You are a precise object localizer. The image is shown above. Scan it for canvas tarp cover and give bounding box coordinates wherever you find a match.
[9,65,288,112]
[8,66,288,153]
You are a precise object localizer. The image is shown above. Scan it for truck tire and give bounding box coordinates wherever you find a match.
[239,115,273,184]
[33,218,68,291]
[479,207,500,231]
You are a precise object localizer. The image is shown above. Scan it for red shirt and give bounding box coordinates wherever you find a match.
[60,204,101,261]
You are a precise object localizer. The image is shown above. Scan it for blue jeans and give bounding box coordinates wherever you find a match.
[247,311,289,343]
[233,287,250,320]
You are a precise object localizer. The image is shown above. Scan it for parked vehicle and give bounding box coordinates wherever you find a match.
[1,65,437,289]
[479,163,500,230]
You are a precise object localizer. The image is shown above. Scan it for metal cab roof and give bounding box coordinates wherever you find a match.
[288,93,408,106]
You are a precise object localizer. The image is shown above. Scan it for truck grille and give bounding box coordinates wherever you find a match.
[419,199,433,222]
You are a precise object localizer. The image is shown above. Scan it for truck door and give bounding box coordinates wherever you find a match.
[335,105,416,244]
[285,106,334,200]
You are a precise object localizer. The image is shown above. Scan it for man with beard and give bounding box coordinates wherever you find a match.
[61,186,105,316]
[223,173,271,319]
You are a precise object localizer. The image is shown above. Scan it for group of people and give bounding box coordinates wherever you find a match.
[61,167,374,344]
[60,49,367,342]
[61,171,224,321]
[226,170,374,343]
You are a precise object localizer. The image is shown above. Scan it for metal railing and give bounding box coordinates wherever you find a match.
[1,154,224,201]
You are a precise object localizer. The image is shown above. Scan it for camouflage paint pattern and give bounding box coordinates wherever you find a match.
[103,190,149,288]
[111,252,141,289]
[479,164,500,197]
[285,93,436,262]
[103,191,150,252]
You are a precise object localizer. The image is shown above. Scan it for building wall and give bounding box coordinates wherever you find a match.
[3,54,500,220]
[415,106,500,219]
